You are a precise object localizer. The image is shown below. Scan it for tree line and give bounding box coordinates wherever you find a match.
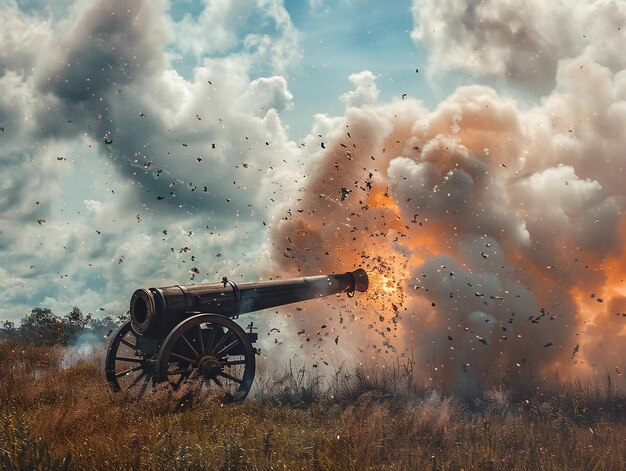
[0,307,125,346]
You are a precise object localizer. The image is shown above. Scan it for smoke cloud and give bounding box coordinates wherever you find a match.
[411,0,626,94]
[270,1,626,392]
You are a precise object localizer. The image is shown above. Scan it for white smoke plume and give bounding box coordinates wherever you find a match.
[269,1,626,392]
[412,0,626,94]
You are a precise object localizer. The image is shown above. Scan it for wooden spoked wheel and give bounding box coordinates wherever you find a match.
[104,321,155,396]
[156,314,255,402]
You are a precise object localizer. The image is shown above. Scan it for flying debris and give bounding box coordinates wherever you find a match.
[9,0,620,399]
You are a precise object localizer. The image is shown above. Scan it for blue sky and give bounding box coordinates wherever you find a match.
[165,0,432,137]
[283,0,433,136]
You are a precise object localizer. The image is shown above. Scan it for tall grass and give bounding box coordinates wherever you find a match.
[0,341,624,470]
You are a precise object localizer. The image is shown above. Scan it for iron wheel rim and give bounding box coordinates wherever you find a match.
[155,313,255,402]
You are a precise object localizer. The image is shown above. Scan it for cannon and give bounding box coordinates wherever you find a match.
[105,268,368,400]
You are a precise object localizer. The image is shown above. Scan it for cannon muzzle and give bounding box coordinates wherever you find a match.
[130,268,368,337]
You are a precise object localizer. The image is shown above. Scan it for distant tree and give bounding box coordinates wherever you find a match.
[1,307,127,346]
[19,307,65,345]
[88,315,119,340]
[63,306,91,339]
[1,320,16,340]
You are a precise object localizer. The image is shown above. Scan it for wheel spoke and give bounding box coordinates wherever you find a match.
[196,326,205,355]
[170,351,195,364]
[173,372,190,389]
[210,331,232,355]
[215,338,239,357]
[115,356,143,363]
[180,334,200,359]
[115,365,143,378]
[120,338,137,350]
[205,327,217,353]
[127,371,147,389]
[213,376,224,387]
[138,377,150,397]
[219,371,243,384]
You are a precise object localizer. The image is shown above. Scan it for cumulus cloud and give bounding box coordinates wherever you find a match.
[0,0,302,323]
[0,6,52,74]
[411,0,626,93]
[171,0,301,75]
[340,70,380,108]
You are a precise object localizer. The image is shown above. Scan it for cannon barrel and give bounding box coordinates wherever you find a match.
[130,268,368,337]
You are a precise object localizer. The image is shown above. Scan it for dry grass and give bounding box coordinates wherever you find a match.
[0,341,624,470]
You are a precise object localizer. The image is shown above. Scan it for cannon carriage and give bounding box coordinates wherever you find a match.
[104,269,368,400]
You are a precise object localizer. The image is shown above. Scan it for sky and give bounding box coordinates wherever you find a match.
[1,0,625,391]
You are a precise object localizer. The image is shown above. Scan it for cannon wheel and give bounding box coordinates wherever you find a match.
[156,314,255,402]
[104,320,155,395]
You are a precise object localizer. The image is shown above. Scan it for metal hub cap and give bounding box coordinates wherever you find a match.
[198,356,221,379]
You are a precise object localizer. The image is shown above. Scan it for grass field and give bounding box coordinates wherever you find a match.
[0,341,624,470]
